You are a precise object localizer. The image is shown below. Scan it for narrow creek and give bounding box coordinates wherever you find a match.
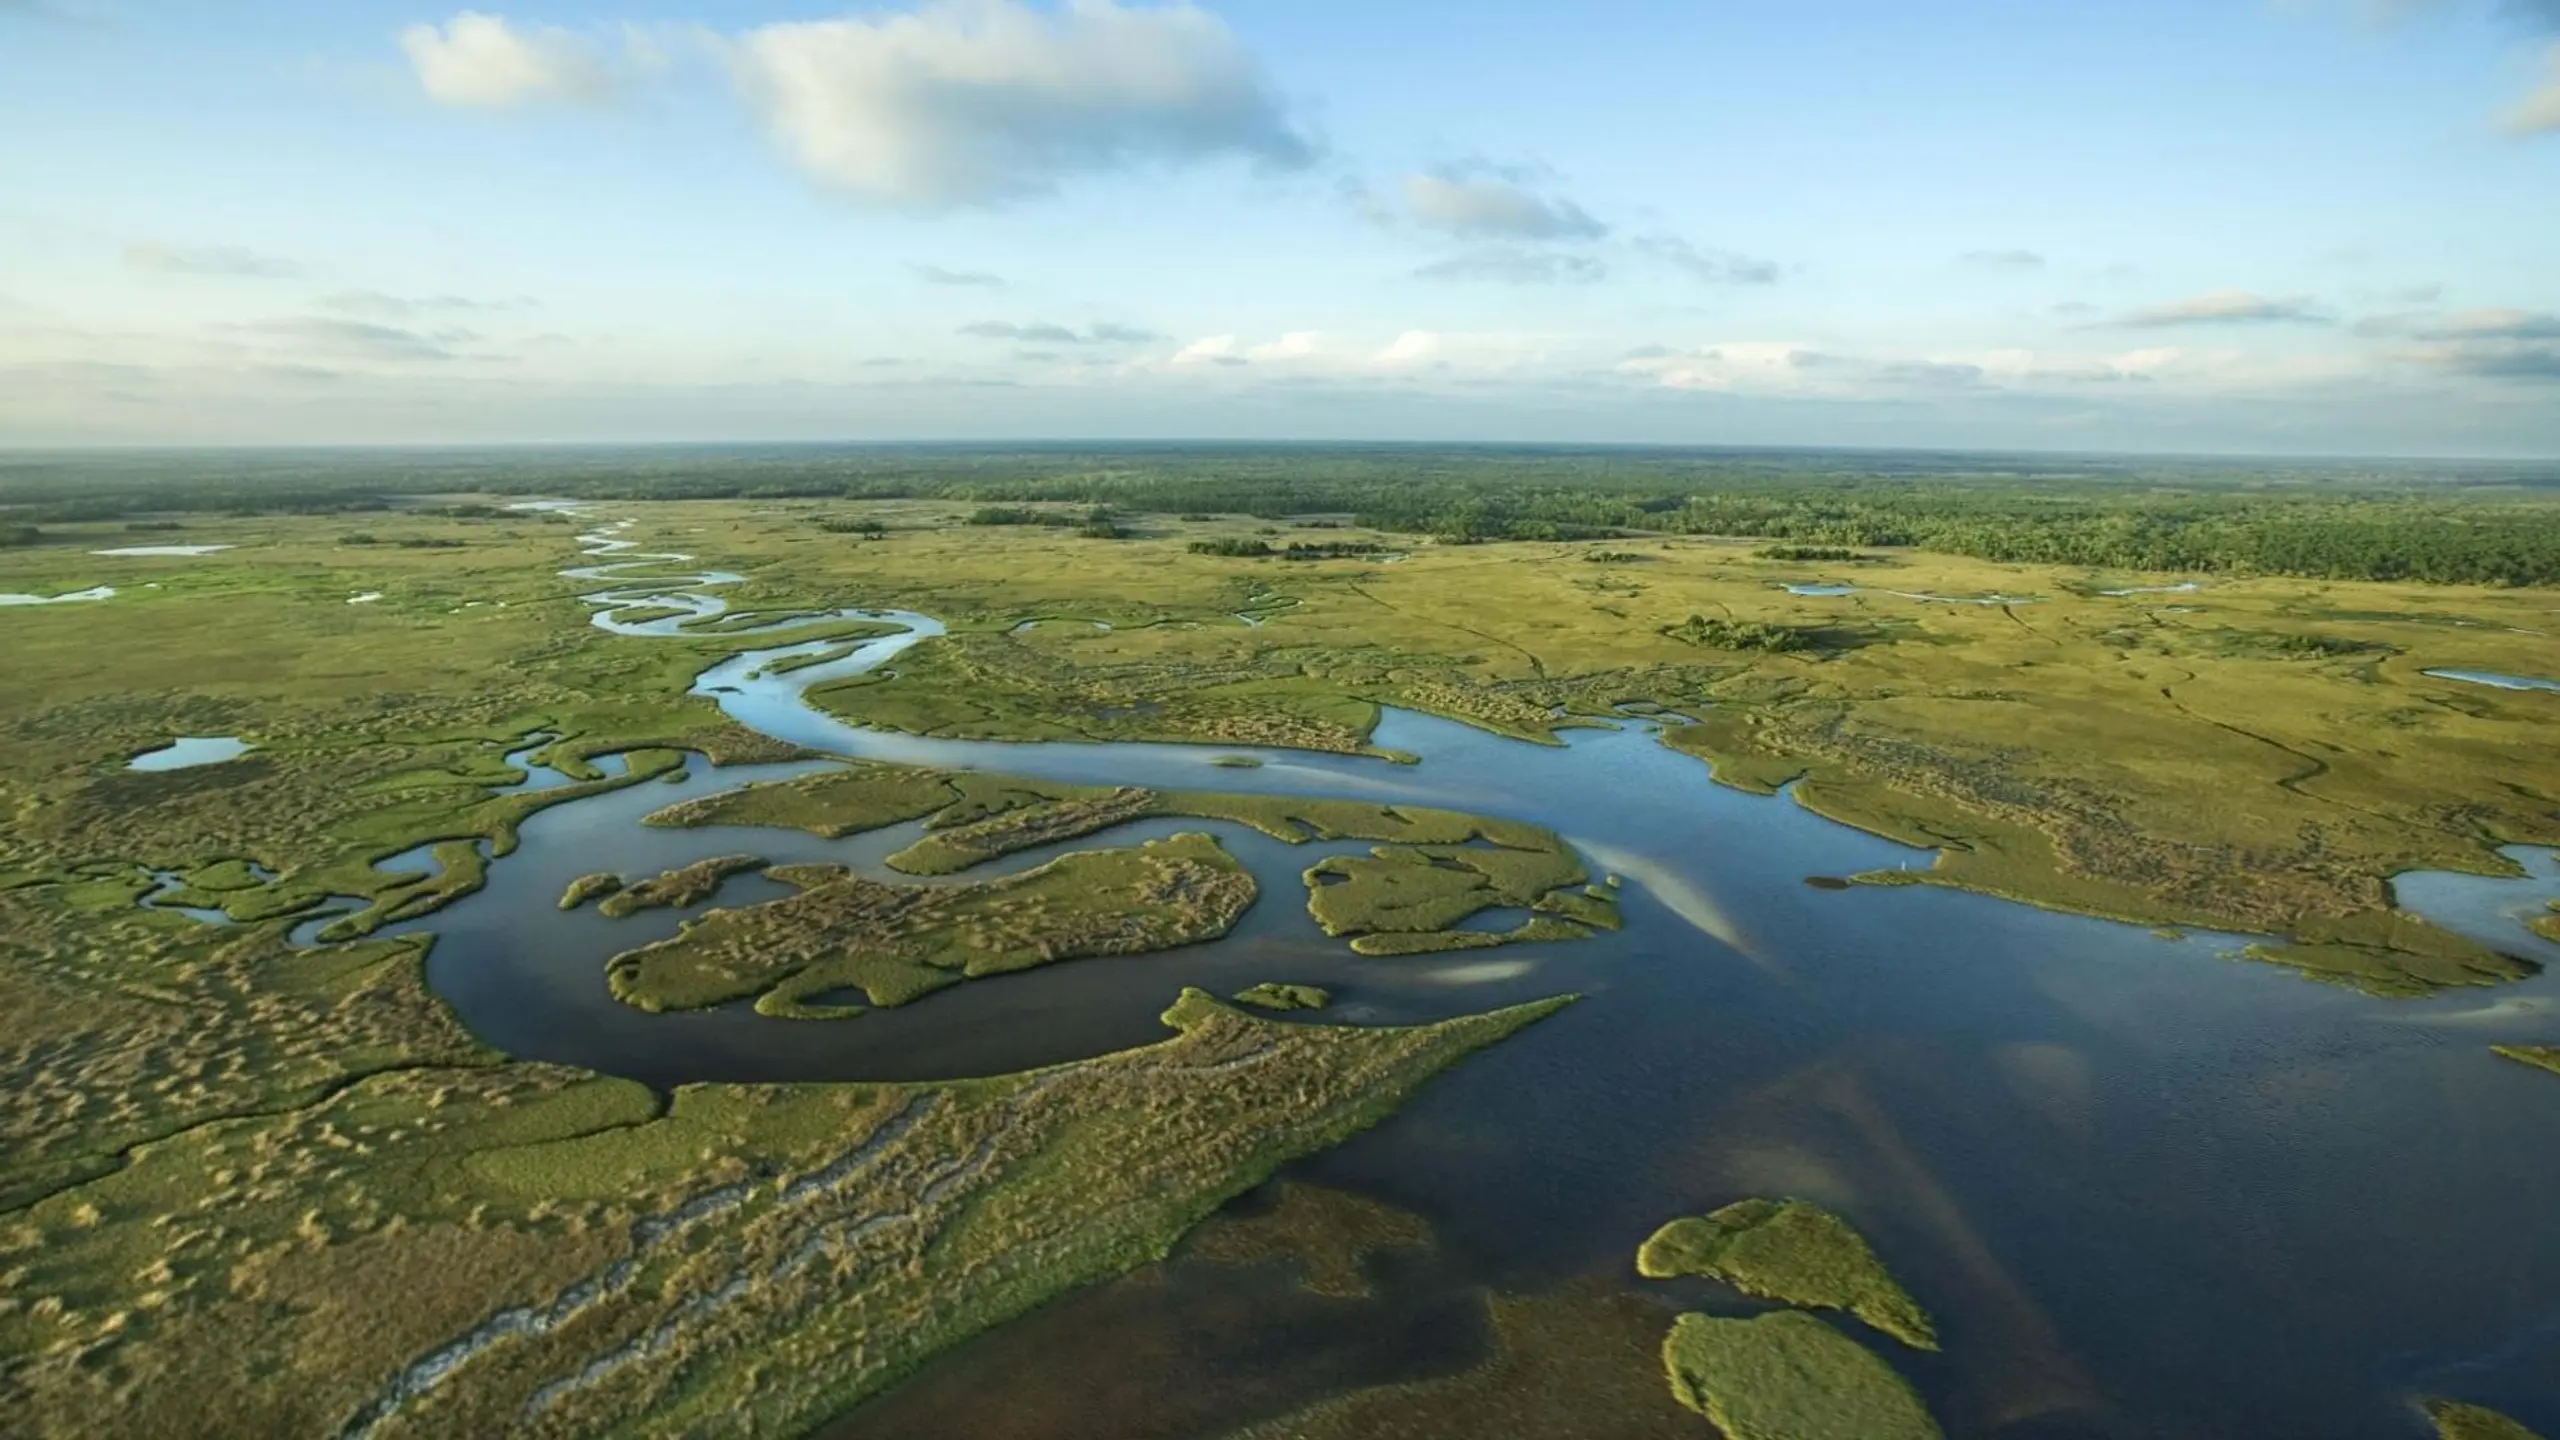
[215,507,2560,1435]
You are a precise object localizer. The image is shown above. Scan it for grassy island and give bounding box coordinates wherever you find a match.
[1234,982,1331,1011]
[594,853,762,918]
[1637,1198,1936,1350]
[1661,1311,1942,1440]
[604,834,1257,1019]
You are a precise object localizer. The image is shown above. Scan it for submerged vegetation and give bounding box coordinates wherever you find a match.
[1636,1198,1937,1350]
[1187,1181,1429,1299]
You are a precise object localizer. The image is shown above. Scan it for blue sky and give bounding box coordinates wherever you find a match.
[4,0,2558,453]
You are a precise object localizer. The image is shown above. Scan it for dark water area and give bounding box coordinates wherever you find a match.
[296,510,2560,1436]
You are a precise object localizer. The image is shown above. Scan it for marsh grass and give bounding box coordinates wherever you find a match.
[2491,1045,2560,1079]
[1636,1198,1936,1350]
[604,834,1258,1017]
[1234,982,1331,1011]
[1661,1311,1942,1440]
[2426,1398,2549,1440]
[593,853,763,918]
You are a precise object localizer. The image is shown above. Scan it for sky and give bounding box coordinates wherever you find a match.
[3,0,2558,455]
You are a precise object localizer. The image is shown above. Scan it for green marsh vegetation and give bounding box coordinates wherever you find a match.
[557,872,621,909]
[592,853,763,918]
[2426,1399,2550,1440]
[0,981,1568,1436]
[647,763,1622,955]
[1660,1311,1943,1440]
[2491,1045,2560,1079]
[603,835,1259,1019]
[7,455,2560,1434]
[1636,1198,1936,1350]
[1234,982,1331,1011]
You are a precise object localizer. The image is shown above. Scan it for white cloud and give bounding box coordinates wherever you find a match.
[727,0,1313,209]
[400,12,617,109]
[1402,173,1604,241]
[1171,334,1244,366]
[2504,44,2560,134]
[124,243,301,279]
[1249,331,1320,360]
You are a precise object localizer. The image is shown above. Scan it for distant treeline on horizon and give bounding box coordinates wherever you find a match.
[5,444,2560,587]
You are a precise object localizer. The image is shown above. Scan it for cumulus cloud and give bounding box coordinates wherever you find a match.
[1413,247,1606,285]
[1634,234,1779,286]
[1401,172,1604,241]
[1961,248,2045,270]
[2505,44,2560,134]
[124,243,301,279]
[400,12,621,108]
[911,263,1006,288]
[2114,290,2331,327]
[728,0,1313,209]
[958,319,1161,343]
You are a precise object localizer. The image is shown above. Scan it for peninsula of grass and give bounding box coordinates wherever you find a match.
[0,978,1570,1437]
[1661,1311,1942,1440]
[558,871,621,909]
[605,834,1257,1019]
[2491,1045,2560,1079]
[1234,982,1330,1011]
[1637,1198,1937,1351]
[594,853,763,918]
[2532,903,2560,944]
[1187,1180,1428,1298]
[2427,1398,2550,1440]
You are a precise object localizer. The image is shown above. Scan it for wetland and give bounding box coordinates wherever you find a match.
[4,453,2559,1439]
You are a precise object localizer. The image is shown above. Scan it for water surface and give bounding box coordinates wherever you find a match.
[128,736,250,771]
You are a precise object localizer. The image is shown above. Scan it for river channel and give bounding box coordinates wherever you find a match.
[335,509,2560,1437]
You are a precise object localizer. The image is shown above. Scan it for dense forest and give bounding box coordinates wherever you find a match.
[5,444,2560,586]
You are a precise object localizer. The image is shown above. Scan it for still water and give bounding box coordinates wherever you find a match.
[349,513,2560,1436]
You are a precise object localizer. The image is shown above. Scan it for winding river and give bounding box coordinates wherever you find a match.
[274,508,2560,1435]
